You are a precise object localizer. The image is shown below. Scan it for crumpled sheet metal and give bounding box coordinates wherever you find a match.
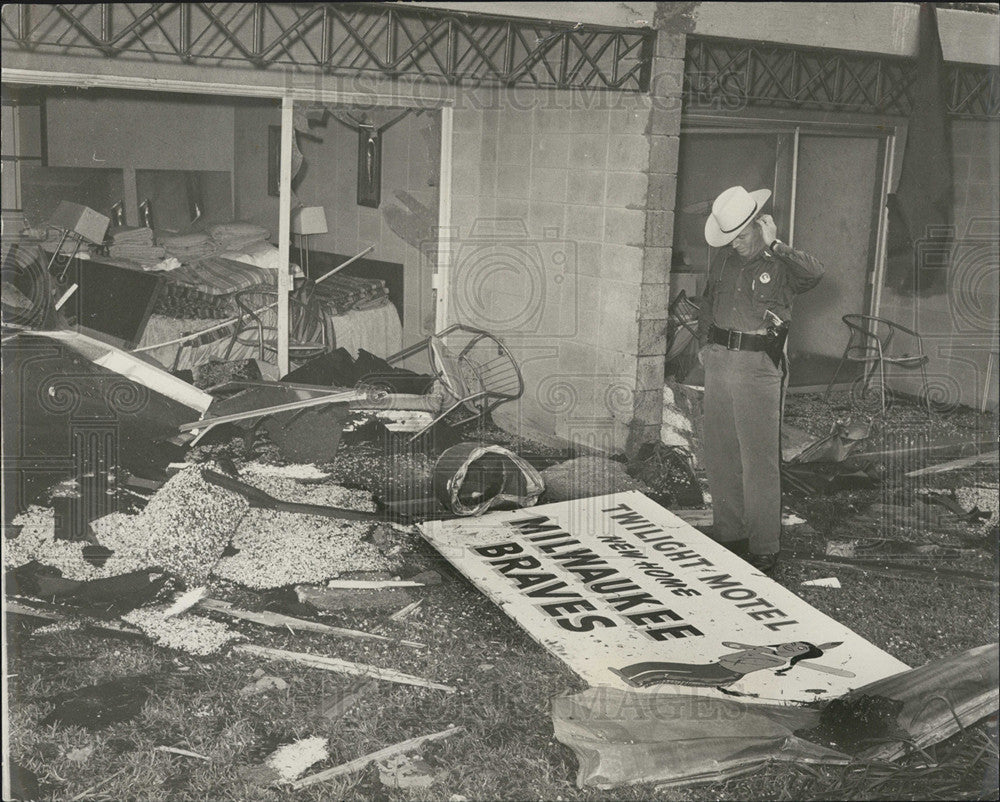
[553,642,999,789]
[552,688,846,789]
[856,641,998,763]
[433,442,544,516]
[790,419,873,465]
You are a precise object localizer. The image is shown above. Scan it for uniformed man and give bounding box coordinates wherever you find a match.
[697,185,824,573]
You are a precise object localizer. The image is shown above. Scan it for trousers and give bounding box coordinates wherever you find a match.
[702,345,783,555]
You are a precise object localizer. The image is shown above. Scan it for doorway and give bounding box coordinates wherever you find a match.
[670,118,893,389]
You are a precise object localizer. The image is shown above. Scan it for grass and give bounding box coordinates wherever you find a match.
[5,394,999,801]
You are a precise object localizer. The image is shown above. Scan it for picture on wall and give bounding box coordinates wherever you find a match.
[357,127,381,208]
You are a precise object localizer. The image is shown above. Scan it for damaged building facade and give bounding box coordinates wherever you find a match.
[2,2,998,458]
[3,5,1000,799]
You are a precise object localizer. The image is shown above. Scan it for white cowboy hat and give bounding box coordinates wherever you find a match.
[704,185,772,247]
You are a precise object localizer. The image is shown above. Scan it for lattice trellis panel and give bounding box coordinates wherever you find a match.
[1,3,654,92]
[684,36,1000,119]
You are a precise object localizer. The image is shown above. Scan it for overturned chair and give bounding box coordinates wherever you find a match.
[358,324,525,441]
[225,285,332,366]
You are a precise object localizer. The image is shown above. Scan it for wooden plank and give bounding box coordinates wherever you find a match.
[5,601,63,621]
[289,726,463,790]
[314,245,376,285]
[323,579,424,589]
[905,449,999,478]
[277,97,293,376]
[200,598,425,649]
[435,105,453,332]
[235,644,455,693]
[789,556,998,588]
[5,601,147,637]
[390,600,424,622]
[154,746,211,761]
[0,68,454,108]
[179,388,370,431]
[670,508,712,526]
[852,438,997,462]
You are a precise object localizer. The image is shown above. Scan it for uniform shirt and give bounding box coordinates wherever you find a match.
[697,241,824,343]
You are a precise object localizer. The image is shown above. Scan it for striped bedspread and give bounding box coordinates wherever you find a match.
[153,259,388,320]
[137,299,401,371]
[162,257,276,296]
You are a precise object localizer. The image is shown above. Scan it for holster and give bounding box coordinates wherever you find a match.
[764,323,789,370]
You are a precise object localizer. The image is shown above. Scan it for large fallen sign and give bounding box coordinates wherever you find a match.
[420,492,908,704]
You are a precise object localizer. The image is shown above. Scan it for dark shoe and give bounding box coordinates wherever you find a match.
[747,552,780,575]
[720,538,750,558]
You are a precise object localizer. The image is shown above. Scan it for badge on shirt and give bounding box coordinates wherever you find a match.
[758,271,772,284]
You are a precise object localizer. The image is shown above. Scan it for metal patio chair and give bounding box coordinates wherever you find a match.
[225,285,332,366]
[364,324,524,440]
[824,314,931,415]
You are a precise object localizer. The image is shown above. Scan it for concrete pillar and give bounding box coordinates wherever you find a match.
[626,19,686,457]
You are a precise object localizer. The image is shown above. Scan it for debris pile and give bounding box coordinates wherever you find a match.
[101,466,250,583]
[540,456,652,502]
[6,463,395,593]
[6,507,123,581]
[953,483,998,537]
[214,509,395,589]
[6,466,247,585]
[238,464,377,511]
[799,693,906,752]
[122,607,243,656]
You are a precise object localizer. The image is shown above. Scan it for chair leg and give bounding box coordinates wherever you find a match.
[878,358,887,416]
[824,349,849,403]
[861,358,880,399]
[919,360,932,416]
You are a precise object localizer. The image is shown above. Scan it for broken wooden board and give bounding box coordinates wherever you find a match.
[235,644,454,692]
[295,585,412,612]
[289,726,462,790]
[672,509,809,529]
[419,492,908,705]
[905,449,999,477]
[199,598,425,648]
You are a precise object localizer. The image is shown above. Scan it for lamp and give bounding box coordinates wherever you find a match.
[46,201,111,281]
[290,205,328,277]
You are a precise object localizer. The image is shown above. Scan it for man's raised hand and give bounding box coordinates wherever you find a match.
[757,213,777,245]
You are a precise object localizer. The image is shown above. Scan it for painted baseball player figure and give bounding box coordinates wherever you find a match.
[612,640,849,689]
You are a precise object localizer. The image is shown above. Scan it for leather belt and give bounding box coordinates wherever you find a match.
[709,325,770,352]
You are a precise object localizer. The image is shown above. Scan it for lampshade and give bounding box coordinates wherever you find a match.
[49,201,111,245]
[291,206,328,236]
